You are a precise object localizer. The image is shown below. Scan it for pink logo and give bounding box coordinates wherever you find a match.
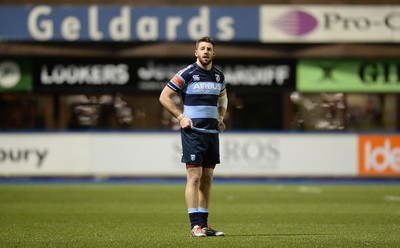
[272,10,317,36]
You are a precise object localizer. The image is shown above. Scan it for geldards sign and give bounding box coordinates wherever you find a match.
[0,5,257,42]
[0,5,399,43]
[297,59,400,92]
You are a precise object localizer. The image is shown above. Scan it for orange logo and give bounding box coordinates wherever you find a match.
[171,75,183,87]
[358,136,400,176]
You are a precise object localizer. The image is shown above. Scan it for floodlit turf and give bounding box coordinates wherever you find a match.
[0,183,400,247]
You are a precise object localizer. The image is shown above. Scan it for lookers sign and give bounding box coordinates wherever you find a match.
[33,58,295,93]
[33,58,135,93]
[0,5,398,43]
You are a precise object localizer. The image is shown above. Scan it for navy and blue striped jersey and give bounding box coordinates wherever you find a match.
[168,62,226,133]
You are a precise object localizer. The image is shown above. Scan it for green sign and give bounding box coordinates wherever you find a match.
[297,59,400,92]
[0,59,32,92]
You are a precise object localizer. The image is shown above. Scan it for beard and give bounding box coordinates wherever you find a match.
[198,56,213,66]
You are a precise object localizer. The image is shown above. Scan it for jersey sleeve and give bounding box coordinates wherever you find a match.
[167,65,193,92]
[220,74,226,94]
[167,74,185,92]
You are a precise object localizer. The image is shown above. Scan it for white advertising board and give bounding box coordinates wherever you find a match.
[218,133,357,177]
[260,5,400,43]
[91,133,185,176]
[91,132,358,177]
[0,133,91,176]
[0,132,359,177]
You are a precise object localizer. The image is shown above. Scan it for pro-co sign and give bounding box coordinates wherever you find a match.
[359,135,400,176]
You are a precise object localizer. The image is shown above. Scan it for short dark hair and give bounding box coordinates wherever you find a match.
[196,36,215,48]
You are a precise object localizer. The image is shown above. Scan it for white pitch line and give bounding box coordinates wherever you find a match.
[298,186,322,194]
[383,195,400,202]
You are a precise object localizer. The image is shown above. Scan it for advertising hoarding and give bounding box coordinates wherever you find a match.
[0,59,32,92]
[358,135,400,176]
[2,132,399,178]
[0,132,360,177]
[0,133,91,176]
[32,57,296,93]
[260,5,400,43]
[1,5,399,43]
[297,59,400,92]
[32,57,136,93]
[0,5,258,42]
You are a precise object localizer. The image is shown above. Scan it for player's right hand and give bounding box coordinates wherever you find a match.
[180,117,192,129]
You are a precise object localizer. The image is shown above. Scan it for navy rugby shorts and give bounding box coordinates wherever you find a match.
[181,128,220,166]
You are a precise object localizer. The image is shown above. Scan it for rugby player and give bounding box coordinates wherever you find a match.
[159,36,228,237]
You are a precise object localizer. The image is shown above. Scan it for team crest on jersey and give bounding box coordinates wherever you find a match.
[190,154,196,161]
[215,74,220,82]
[193,75,200,81]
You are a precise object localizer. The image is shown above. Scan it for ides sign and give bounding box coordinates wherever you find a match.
[359,136,400,176]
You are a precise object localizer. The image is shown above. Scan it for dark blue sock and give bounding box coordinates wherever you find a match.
[198,208,209,227]
[188,208,200,229]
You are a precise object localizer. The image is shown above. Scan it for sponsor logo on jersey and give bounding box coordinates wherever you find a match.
[172,75,184,87]
[191,82,222,94]
[193,82,221,90]
[215,74,220,83]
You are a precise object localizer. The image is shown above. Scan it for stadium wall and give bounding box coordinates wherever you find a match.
[0,132,399,178]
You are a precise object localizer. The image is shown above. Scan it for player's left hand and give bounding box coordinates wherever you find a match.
[218,119,226,133]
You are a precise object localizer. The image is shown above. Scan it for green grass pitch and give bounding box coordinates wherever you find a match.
[0,183,399,247]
